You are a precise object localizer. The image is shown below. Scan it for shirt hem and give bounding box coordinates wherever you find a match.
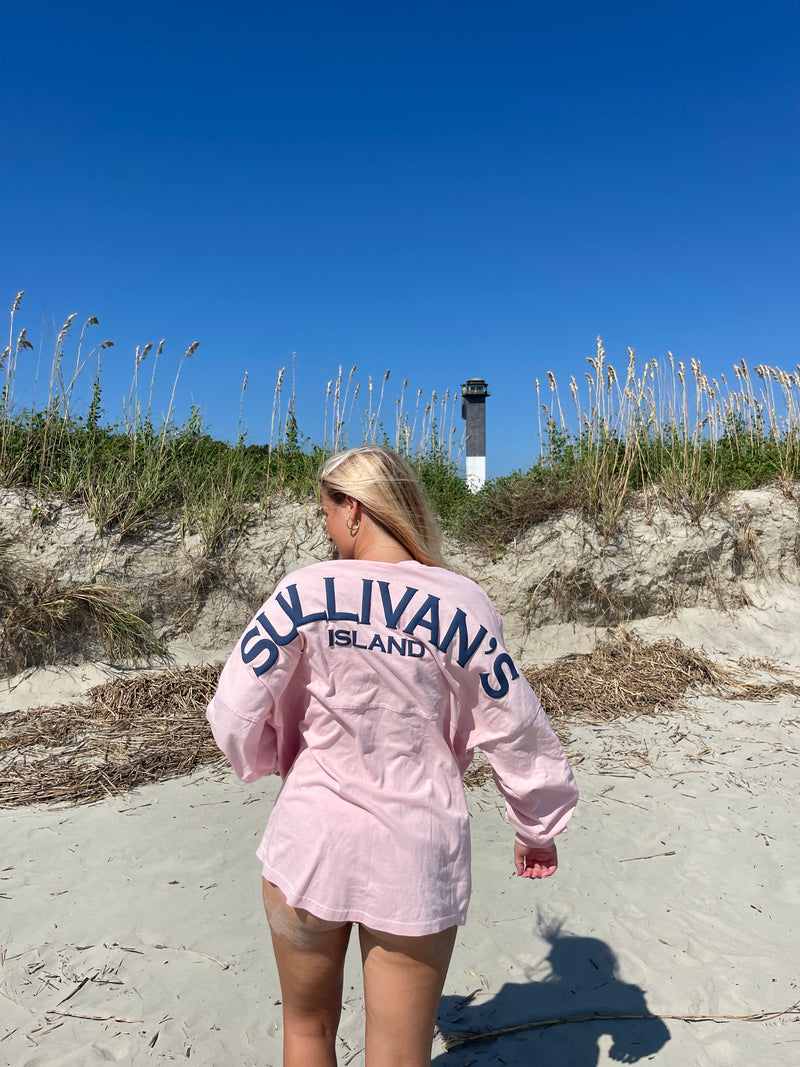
[260,862,467,936]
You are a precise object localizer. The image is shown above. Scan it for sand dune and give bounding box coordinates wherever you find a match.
[2,491,800,1065]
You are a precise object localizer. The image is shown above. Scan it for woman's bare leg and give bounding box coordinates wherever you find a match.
[358,924,457,1067]
[262,879,352,1067]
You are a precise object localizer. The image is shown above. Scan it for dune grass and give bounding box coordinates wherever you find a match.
[3,294,800,671]
[456,338,800,548]
[3,295,800,558]
[0,295,468,553]
[0,542,169,674]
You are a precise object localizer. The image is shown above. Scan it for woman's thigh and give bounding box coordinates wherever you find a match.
[262,879,352,1019]
[358,924,457,1067]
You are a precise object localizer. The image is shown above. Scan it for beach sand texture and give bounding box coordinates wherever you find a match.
[2,487,799,1065]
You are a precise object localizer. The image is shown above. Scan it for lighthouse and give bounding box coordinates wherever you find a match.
[460,378,489,492]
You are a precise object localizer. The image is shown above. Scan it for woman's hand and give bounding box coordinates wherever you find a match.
[514,841,558,879]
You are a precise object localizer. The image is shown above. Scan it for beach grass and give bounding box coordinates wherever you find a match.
[0,541,169,674]
[455,338,800,548]
[3,294,800,556]
[3,293,800,670]
[0,295,468,552]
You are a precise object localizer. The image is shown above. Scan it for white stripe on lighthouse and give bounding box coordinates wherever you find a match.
[465,455,486,492]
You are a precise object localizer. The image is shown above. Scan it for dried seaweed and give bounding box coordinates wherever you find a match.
[3,629,799,808]
[462,757,494,790]
[525,627,800,738]
[0,665,222,807]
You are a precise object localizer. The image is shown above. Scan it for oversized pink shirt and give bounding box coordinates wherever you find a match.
[207,559,578,935]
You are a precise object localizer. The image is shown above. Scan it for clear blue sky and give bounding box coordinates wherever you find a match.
[2,1,798,477]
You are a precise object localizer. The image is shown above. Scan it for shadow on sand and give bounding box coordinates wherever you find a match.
[435,928,670,1066]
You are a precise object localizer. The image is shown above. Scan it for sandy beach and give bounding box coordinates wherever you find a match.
[2,490,800,1065]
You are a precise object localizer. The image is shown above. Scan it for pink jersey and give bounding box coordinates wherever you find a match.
[207,559,578,935]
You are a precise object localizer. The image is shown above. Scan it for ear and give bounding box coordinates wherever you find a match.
[345,495,361,517]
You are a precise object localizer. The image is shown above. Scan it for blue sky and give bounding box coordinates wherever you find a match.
[2,1,798,477]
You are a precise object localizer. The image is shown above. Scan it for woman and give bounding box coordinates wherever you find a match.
[207,445,578,1066]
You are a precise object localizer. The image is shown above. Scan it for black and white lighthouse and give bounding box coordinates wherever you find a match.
[460,378,489,491]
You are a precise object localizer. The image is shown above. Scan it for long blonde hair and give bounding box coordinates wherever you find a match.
[318,445,448,569]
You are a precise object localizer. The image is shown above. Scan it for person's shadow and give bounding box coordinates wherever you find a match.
[435,927,670,1065]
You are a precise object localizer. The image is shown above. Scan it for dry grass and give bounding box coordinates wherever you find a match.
[526,628,800,740]
[526,629,730,730]
[442,1001,800,1051]
[0,666,222,806]
[4,630,799,809]
[2,294,464,546]
[0,549,168,674]
[537,339,800,532]
[462,757,495,789]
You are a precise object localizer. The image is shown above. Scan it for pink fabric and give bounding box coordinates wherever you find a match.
[207,559,578,935]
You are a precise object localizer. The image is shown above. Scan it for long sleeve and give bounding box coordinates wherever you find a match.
[454,607,578,848]
[476,687,578,847]
[206,583,307,782]
[206,687,279,782]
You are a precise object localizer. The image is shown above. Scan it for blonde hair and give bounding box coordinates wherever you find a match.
[318,445,448,569]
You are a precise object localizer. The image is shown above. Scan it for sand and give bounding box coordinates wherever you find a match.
[2,599,798,1066]
[2,489,800,1065]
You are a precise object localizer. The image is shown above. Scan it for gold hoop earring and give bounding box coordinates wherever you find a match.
[345,516,360,533]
